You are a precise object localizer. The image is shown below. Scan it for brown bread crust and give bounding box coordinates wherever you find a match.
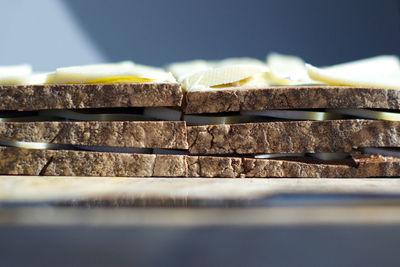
[0,147,187,177]
[0,147,399,178]
[188,120,400,154]
[0,121,188,149]
[188,155,400,178]
[0,83,182,111]
[184,86,400,114]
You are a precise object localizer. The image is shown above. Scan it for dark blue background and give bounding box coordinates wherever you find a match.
[65,0,400,66]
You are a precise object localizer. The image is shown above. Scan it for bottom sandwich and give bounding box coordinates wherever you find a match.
[1,147,400,178]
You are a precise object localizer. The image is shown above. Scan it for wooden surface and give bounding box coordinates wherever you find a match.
[1,176,400,204]
[3,206,400,226]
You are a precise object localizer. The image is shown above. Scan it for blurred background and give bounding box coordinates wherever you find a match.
[0,0,399,71]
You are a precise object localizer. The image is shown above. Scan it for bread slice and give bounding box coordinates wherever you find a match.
[0,121,188,149]
[188,120,400,154]
[188,155,400,178]
[0,147,187,177]
[0,83,182,111]
[184,86,400,114]
[1,146,399,178]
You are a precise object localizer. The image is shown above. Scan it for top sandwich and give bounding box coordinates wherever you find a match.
[167,54,400,159]
[0,61,188,152]
[0,61,182,110]
[168,54,400,114]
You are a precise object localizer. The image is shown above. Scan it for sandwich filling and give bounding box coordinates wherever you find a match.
[0,61,177,85]
[168,54,400,91]
[167,58,270,91]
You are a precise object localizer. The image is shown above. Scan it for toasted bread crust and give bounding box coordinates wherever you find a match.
[0,83,182,111]
[188,120,400,154]
[0,147,187,177]
[1,147,399,178]
[0,121,188,149]
[184,86,400,114]
[188,155,400,178]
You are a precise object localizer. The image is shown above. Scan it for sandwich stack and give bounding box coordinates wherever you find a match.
[1,54,400,178]
[0,62,189,177]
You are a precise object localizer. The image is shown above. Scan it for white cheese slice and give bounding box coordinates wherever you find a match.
[128,63,176,83]
[266,52,316,85]
[0,64,32,77]
[183,64,269,91]
[168,58,270,91]
[53,61,175,84]
[306,55,400,89]
[168,58,267,81]
[167,60,211,81]
[0,64,46,85]
[0,72,54,85]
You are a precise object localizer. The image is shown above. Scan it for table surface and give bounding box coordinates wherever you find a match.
[2,176,400,224]
[2,176,400,267]
[2,176,400,204]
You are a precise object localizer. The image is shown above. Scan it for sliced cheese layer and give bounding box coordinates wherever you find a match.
[53,61,176,84]
[168,58,269,91]
[306,55,400,89]
[266,52,317,85]
[184,65,269,91]
[0,64,47,85]
[167,60,211,81]
[0,64,32,77]
[0,72,55,85]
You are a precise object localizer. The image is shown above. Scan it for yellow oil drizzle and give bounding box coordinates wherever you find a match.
[210,76,252,88]
[83,76,155,84]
